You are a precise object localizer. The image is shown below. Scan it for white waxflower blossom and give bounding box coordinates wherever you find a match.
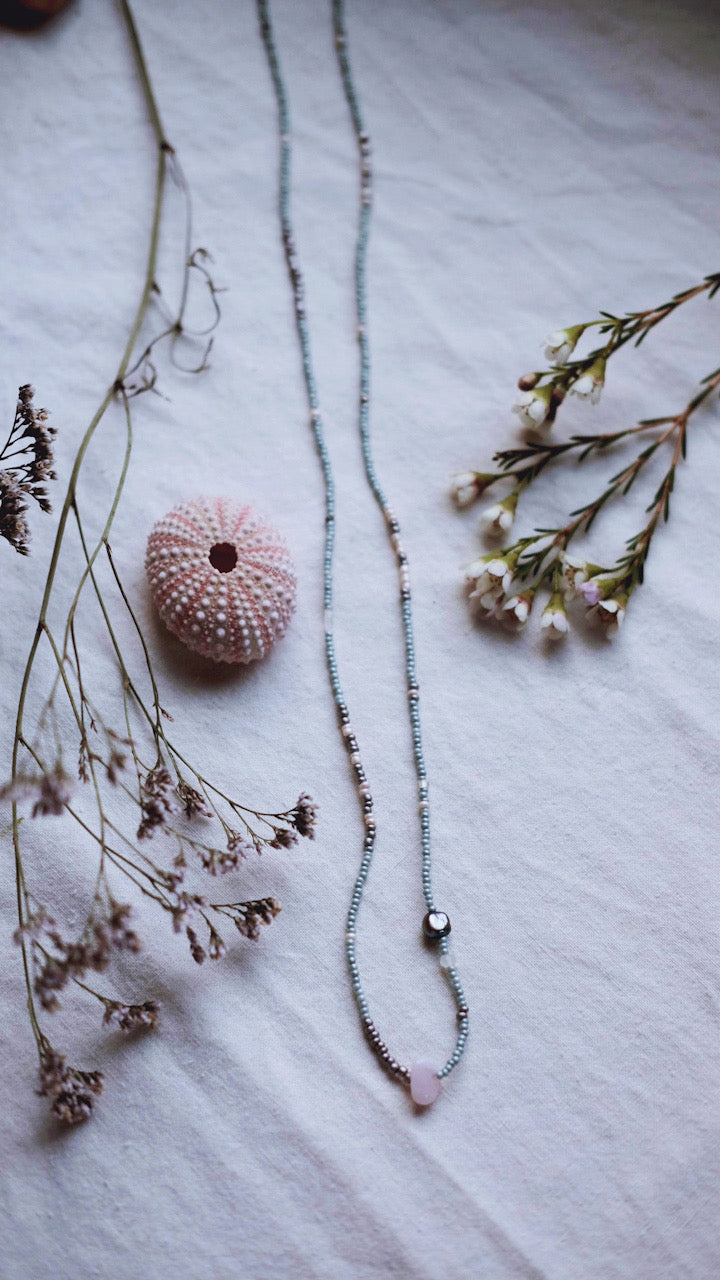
[501,590,534,629]
[541,608,569,639]
[570,356,605,405]
[479,489,519,538]
[560,553,589,597]
[466,556,516,617]
[512,384,553,430]
[449,470,496,509]
[481,502,514,535]
[465,556,513,595]
[465,556,491,588]
[543,324,585,366]
[545,332,573,365]
[540,592,569,640]
[472,591,503,619]
[594,595,627,637]
[572,374,599,401]
[450,471,481,508]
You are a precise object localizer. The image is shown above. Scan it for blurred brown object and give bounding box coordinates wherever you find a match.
[12,0,69,10]
[0,0,71,27]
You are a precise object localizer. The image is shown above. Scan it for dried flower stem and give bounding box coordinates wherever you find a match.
[7,0,316,1124]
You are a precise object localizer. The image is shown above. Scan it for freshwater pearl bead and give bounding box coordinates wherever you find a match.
[422,910,451,941]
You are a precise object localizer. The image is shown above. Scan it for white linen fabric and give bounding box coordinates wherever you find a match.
[2,1,720,1277]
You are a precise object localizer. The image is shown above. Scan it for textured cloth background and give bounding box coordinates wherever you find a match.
[2,1,720,1277]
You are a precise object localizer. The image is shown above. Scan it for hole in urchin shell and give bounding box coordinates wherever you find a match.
[209,541,238,573]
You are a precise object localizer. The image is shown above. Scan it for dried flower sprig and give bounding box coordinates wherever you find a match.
[6,1,316,1126]
[0,385,55,554]
[37,1047,104,1127]
[452,272,720,640]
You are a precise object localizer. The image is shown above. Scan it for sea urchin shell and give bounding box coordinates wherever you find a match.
[146,496,297,664]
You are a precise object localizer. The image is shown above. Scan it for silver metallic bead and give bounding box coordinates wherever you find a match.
[422,910,451,941]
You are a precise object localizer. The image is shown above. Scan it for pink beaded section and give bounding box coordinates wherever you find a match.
[146,496,296,664]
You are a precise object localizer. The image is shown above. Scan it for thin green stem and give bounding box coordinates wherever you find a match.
[72,504,158,743]
[61,388,134,661]
[105,542,164,728]
[40,624,86,738]
[11,0,171,1058]
[118,0,170,152]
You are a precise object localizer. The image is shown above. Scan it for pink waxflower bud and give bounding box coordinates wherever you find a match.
[579,580,602,607]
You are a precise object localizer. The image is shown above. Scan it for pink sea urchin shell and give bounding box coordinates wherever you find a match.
[146,496,296,664]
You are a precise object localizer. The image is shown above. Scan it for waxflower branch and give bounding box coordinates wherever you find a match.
[6,0,316,1127]
[509,272,720,434]
[450,272,720,640]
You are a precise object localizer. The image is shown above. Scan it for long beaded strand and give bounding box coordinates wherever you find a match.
[257,0,468,1105]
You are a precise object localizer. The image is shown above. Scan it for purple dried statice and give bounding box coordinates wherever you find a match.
[226,829,253,856]
[227,897,281,941]
[185,925,206,964]
[33,923,110,1012]
[105,732,129,785]
[196,843,244,876]
[33,957,66,1013]
[0,764,74,816]
[37,1048,104,1125]
[0,385,56,554]
[6,9,317,1129]
[14,385,56,494]
[176,780,212,819]
[106,900,141,953]
[290,792,318,839]
[12,904,62,948]
[102,999,160,1032]
[137,763,176,839]
[31,765,74,817]
[169,889,207,934]
[27,901,141,1012]
[207,925,226,961]
[270,827,298,850]
[0,471,30,554]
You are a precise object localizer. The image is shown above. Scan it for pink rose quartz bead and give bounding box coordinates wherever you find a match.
[409,1063,442,1107]
[146,496,296,664]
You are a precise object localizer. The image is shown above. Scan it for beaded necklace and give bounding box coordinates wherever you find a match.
[258,0,468,1106]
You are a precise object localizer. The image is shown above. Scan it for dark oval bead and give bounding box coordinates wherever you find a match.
[422,910,451,941]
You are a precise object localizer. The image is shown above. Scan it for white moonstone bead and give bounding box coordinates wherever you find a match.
[410,1063,442,1107]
